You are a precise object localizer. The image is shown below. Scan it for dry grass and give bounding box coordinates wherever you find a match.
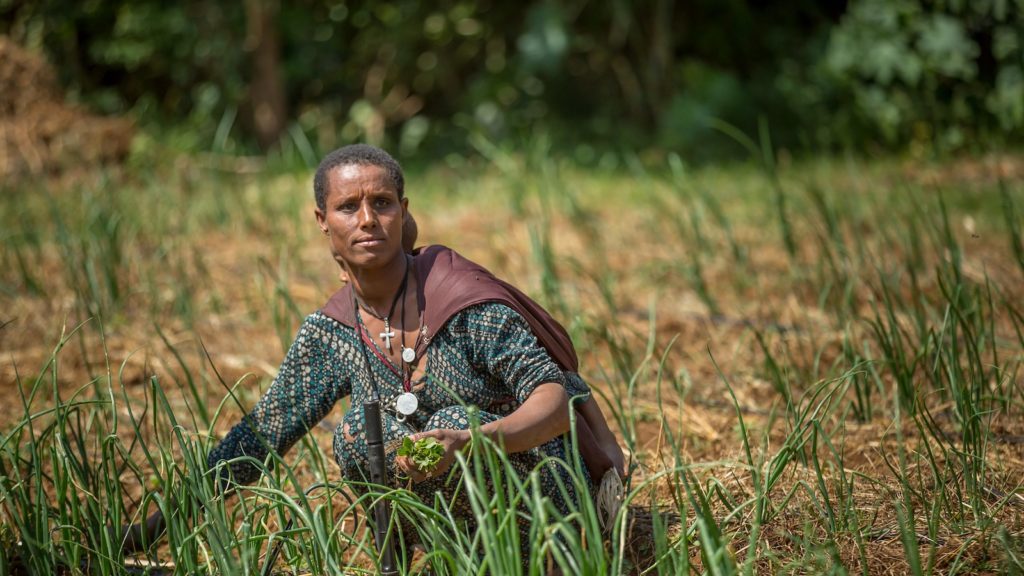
[2,151,1023,573]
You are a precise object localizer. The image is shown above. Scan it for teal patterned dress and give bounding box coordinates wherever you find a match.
[207,302,593,540]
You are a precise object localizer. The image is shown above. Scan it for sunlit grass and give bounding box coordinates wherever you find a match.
[1,148,1023,574]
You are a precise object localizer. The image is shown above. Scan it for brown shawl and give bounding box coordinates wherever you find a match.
[321,245,612,480]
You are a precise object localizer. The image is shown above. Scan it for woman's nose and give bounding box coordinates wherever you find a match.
[357,200,377,227]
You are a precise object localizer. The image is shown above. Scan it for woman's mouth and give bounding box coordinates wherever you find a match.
[354,237,385,247]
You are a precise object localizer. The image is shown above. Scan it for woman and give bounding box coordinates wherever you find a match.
[125,144,624,561]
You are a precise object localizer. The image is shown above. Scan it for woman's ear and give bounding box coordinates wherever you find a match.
[402,210,418,253]
[314,207,329,235]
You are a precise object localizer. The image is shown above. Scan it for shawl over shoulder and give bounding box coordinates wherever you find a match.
[321,245,578,372]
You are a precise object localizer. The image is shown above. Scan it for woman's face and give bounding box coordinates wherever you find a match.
[315,163,407,272]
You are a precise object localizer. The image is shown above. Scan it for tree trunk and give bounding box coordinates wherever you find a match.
[644,0,675,123]
[245,0,287,151]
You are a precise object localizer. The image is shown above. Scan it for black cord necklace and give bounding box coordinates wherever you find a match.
[354,305,383,403]
[354,258,409,352]
[352,257,419,421]
[399,258,418,365]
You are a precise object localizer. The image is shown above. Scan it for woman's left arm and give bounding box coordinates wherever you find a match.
[398,382,568,481]
[476,381,569,452]
[397,304,572,481]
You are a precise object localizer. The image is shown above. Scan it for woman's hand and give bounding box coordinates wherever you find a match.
[395,428,470,483]
[395,383,571,483]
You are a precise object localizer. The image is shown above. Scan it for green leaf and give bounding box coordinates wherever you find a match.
[397,436,415,457]
[397,437,444,472]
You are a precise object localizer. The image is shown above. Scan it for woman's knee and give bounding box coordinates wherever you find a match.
[333,409,364,473]
[334,406,413,475]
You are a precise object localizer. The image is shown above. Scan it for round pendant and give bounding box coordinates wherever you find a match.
[395,392,418,416]
[401,347,416,363]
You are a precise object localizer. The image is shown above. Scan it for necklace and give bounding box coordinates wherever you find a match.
[399,266,417,364]
[354,258,409,352]
[353,256,420,422]
[355,307,418,422]
[395,256,419,418]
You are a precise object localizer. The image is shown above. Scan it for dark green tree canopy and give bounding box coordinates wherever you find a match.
[2,0,1020,158]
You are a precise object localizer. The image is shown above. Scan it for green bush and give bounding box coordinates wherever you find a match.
[809,0,1024,151]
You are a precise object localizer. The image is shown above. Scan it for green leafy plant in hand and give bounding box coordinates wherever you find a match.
[397,437,445,472]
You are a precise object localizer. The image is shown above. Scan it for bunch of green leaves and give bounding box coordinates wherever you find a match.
[397,437,445,472]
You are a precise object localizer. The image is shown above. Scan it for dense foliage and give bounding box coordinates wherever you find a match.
[2,0,1022,158]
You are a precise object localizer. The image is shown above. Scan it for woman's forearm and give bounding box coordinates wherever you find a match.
[478,382,570,453]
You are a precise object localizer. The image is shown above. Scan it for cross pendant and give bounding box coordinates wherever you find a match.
[380,319,395,351]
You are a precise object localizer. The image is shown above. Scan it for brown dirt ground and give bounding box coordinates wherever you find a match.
[2,155,1023,573]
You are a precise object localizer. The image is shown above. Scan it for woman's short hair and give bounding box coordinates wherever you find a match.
[313,144,405,210]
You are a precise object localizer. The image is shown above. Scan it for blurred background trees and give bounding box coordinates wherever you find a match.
[2,0,1021,162]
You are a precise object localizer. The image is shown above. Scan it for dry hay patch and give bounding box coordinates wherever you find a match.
[0,37,133,183]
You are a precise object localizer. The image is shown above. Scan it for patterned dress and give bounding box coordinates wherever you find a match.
[207,302,593,545]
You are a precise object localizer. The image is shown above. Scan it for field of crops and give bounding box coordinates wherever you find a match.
[2,148,1023,575]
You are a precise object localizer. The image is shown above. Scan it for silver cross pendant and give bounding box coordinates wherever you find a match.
[380,318,395,351]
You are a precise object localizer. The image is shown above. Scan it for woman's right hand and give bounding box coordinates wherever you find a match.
[118,510,165,553]
[395,428,470,483]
